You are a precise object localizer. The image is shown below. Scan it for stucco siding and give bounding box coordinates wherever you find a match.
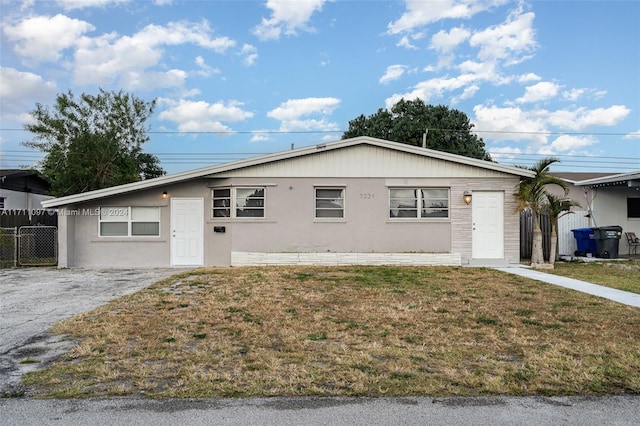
[57,173,522,268]
[60,180,208,268]
[208,177,452,259]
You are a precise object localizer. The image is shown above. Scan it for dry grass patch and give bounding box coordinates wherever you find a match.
[22,266,640,398]
[547,260,640,294]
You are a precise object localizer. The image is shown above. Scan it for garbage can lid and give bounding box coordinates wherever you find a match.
[597,225,623,231]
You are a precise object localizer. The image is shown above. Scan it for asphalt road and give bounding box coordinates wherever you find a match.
[2,395,639,425]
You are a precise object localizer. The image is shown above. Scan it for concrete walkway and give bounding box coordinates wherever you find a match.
[495,266,640,308]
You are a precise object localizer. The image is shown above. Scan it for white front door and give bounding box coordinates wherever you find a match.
[171,198,204,266]
[472,192,504,259]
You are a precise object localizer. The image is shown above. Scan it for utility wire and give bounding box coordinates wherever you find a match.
[1,128,639,137]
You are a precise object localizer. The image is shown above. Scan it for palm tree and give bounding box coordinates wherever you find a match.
[514,158,569,268]
[545,194,581,266]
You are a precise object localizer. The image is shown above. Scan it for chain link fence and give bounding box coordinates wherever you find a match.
[0,227,17,268]
[0,226,57,267]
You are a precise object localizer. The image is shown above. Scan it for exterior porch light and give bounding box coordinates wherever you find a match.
[463,191,472,205]
[162,191,168,199]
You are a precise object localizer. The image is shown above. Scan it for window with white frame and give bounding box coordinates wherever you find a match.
[99,207,160,236]
[212,188,231,217]
[212,187,265,218]
[0,197,5,209]
[389,188,449,218]
[315,187,345,218]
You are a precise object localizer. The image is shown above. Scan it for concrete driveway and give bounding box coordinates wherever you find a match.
[0,267,181,394]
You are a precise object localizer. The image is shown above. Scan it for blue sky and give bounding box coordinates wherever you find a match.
[1,0,639,175]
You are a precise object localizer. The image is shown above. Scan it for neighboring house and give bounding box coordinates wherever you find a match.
[573,171,640,255]
[550,172,614,212]
[0,169,53,210]
[42,137,535,268]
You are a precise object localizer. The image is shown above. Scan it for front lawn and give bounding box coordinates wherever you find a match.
[547,260,640,294]
[22,266,640,398]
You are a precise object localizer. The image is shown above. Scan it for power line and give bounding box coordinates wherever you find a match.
[1,128,639,137]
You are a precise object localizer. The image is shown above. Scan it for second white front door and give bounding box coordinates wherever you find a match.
[171,198,204,266]
[472,191,504,259]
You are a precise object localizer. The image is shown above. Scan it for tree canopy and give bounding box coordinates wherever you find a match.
[23,89,164,197]
[342,98,491,160]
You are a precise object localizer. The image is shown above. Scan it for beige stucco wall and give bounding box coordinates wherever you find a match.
[209,177,452,258]
[57,174,522,268]
[58,179,208,268]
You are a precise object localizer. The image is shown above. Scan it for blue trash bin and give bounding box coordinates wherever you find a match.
[571,228,596,256]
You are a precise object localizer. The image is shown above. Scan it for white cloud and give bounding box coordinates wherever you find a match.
[430,26,470,53]
[469,8,537,62]
[267,97,340,131]
[487,145,523,162]
[56,0,128,10]
[516,81,560,104]
[72,20,235,88]
[158,99,254,132]
[0,67,58,120]
[518,73,541,83]
[472,104,549,146]
[562,88,585,102]
[385,72,481,107]
[239,44,258,66]
[194,56,220,77]
[451,84,479,103]
[473,103,632,152]
[546,105,631,130]
[277,118,340,132]
[623,130,640,140]
[397,35,418,49]
[120,69,187,91]
[253,0,327,41]
[250,132,272,143]
[387,0,506,34]
[3,14,95,62]
[268,97,340,121]
[549,134,597,152]
[132,21,235,53]
[379,65,407,84]
[457,60,500,81]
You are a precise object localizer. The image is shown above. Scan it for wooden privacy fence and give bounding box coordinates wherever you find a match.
[519,209,590,260]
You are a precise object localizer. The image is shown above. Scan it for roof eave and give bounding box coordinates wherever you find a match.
[574,171,640,187]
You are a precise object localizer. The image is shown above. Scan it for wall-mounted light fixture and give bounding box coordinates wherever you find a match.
[463,190,472,205]
[162,191,168,199]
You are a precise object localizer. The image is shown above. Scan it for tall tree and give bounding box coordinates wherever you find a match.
[514,158,569,268]
[23,89,164,196]
[342,98,491,160]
